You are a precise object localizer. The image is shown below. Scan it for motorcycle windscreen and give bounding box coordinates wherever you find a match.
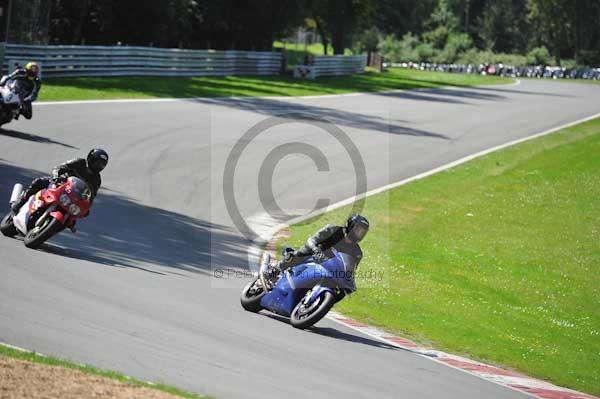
[69,177,92,202]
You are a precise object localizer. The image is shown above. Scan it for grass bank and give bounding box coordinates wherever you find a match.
[39,68,511,102]
[0,344,207,398]
[284,118,600,395]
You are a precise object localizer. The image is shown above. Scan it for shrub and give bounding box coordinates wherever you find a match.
[560,59,578,69]
[378,33,420,63]
[416,43,436,62]
[437,33,472,63]
[527,46,550,65]
[354,27,381,54]
[378,35,402,62]
[422,26,450,50]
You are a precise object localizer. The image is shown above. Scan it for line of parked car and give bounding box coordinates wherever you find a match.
[389,62,600,81]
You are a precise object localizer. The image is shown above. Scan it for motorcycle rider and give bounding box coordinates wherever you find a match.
[10,149,109,223]
[262,214,370,287]
[0,62,41,120]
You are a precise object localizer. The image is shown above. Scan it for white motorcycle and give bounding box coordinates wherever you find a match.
[0,79,24,127]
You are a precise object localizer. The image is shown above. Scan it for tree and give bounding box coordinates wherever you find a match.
[526,0,575,65]
[478,0,528,53]
[422,0,459,50]
[373,0,436,38]
[354,27,380,53]
[309,0,374,55]
[40,0,600,66]
[8,0,51,44]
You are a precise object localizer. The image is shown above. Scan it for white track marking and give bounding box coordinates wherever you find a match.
[256,110,600,242]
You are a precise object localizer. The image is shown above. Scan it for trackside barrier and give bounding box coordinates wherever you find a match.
[294,55,367,79]
[3,44,283,77]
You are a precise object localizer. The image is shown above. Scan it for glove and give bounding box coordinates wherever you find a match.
[53,173,69,183]
[312,246,326,262]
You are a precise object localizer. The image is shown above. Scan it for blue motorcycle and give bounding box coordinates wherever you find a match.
[240,248,358,329]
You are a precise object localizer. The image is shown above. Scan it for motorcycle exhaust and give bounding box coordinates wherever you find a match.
[10,184,23,204]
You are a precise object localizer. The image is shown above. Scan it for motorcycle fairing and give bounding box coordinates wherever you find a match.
[260,250,358,317]
[12,194,38,234]
[12,190,61,234]
[40,185,68,224]
[0,86,20,106]
[260,271,299,316]
[49,209,67,224]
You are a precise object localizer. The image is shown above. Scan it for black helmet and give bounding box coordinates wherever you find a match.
[345,214,370,243]
[87,148,109,173]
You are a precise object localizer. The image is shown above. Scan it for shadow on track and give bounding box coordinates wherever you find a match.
[0,161,247,275]
[465,83,575,98]
[0,127,78,148]
[261,312,398,350]
[310,326,400,350]
[193,97,451,139]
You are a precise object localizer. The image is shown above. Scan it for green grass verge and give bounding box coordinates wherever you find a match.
[285,118,600,395]
[0,344,208,398]
[39,68,511,102]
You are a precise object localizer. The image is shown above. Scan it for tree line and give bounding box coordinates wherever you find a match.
[6,0,600,66]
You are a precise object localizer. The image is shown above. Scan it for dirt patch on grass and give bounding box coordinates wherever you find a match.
[0,357,182,399]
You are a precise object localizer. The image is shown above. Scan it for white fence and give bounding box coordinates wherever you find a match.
[3,44,283,77]
[314,55,367,76]
[294,55,367,79]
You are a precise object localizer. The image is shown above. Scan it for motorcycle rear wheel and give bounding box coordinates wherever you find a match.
[290,290,335,330]
[240,278,266,312]
[0,212,18,237]
[24,216,61,249]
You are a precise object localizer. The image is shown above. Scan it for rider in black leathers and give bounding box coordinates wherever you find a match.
[10,149,109,217]
[0,62,41,120]
[263,214,370,285]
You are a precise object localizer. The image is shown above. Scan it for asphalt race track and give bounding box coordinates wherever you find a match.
[1,79,599,398]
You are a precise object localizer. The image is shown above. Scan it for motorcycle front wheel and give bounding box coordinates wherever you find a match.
[290,290,335,330]
[24,216,62,249]
[0,212,18,237]
[240,278,266,312]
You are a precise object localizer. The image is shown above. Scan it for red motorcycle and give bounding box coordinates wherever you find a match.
[1,176,92,249]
